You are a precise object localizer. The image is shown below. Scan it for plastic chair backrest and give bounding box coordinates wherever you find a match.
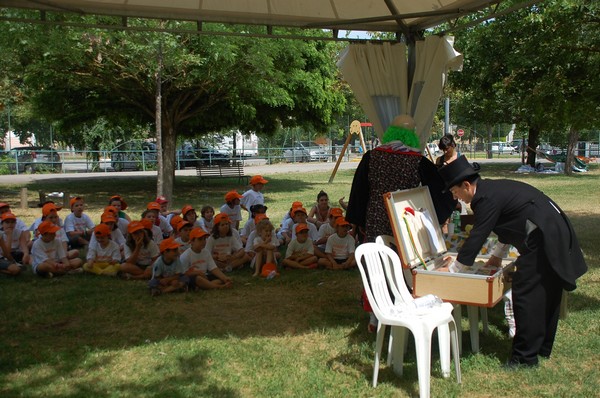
[375,235,415,305]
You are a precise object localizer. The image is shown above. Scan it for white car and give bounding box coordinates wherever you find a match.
[490,142,514,154]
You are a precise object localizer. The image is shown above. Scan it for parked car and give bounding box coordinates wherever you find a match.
[424,142,442,157]
[510,139,528,153]
[8,146,62,173]
[309,146,330,162]
[490,142,515,154]
[178,143,231,168]
[110,141,158,171]
[283,145,310,162]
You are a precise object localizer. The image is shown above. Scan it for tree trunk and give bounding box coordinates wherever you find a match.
[486,124,493,159]
[526,125,540,167]
[158,123,177,202]
[565,126,579,176]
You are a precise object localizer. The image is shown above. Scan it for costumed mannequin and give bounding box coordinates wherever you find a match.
[439,155,587,367]
[346,115,455,332]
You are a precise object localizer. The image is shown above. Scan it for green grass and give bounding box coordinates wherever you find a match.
[1,165,599,397]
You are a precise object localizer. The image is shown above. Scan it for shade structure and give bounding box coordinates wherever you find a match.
[337,36,463,147]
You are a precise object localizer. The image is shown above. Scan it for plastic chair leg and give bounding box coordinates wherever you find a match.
[413,330,433,398]
[372,322,386,387]
[453,304,463,355]
[449,320,462,384]
[390,326,408,376]
[437,324,451,378]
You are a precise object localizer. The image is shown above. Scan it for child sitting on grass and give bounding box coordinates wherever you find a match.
[240,204,268,244]
[282,223,318,270]
[315,208,344,252]
[252,218,277,277]
[0,222,20,276]
[207,213,249,272]
[174,220,193,252]
[119,221,160,280]
[220,190,244,231]
[37,204,84,267]
[148,237,189,296]
[1,212,31,266]
[64,196,95,249]
[181,227,233,290]
[83,224,121,276]
[198,205,215,233]
[31,221,83,277]
[318,218,356,270]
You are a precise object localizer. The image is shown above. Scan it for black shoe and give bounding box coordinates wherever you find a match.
[504,357,538,370]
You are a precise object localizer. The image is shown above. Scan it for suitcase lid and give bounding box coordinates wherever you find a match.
[384,186,447,269]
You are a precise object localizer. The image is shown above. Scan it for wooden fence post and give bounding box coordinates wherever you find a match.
[20,188,28,210]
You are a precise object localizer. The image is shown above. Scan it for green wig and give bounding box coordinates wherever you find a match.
[382,125,420,148]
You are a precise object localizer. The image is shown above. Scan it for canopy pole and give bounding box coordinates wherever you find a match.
[329,120,366,183]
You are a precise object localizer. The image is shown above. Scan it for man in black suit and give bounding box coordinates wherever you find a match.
[439,156,587,367]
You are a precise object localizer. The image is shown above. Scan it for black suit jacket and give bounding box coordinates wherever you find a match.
[457,179,587,291]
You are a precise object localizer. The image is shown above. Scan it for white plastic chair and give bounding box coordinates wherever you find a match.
[355,243,461,398]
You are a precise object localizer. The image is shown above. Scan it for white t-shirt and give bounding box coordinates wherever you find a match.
[86,240,121,263]
[158,215,173,236]
[117,218,129,236]
[124,240,160,267]
[30,216,63,231]
[198,217,214,233]
[245,230,279,253]
[206,235,243,257]
[2,223,30,250]
[64,213,95,234]
[89,229,126,250]
[150,225,163,244]
[285,238,314,258]
[240,218,256,238]
[31,238,67,272]
[180,247,217,275]
[174,237,191,253]
[240,189,264,217]
[151,257,187,279]
[325,234,355,260]
[220,204,242,223]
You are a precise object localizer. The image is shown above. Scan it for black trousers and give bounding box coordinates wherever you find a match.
[511,229,563,364]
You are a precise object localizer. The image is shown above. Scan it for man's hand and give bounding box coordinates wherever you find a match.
[486,255,503,267]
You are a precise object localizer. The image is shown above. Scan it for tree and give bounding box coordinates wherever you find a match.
[1,16,345,197]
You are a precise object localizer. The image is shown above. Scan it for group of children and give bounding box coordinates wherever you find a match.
[0,175,358,296]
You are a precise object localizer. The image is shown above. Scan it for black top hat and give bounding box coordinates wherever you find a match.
[438,155,480,191]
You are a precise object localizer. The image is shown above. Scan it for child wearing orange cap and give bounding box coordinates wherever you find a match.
[31,220,83,277]
[148,237,189,296]
[89,212,126,258]
[252,218,277,277]
[206,213,249,272]
[290,207,319,242]
[108,195,132,222]
[0,214,21,275]
[240,204,268,244]
[83,224,122,276]
[318,217,356,270]
[181,205,201,229]
[156,195,180,222]
[119,221,160,280]
[220,190,244,230]
[141,205,164,244]
[181,227,232,290]
[277,201,305,245]
[146,201,173,239]
[35,203,82,266]
[64,196,95,248]
[315,208,344,251]
[174,220,193,252]
[283,223,318,269]
[104,205,130,236]
[1,211,31,266]
[198,205,215,233]
[240,175,268,219]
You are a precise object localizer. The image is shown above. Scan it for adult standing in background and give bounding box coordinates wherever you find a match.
[435,134,459,168]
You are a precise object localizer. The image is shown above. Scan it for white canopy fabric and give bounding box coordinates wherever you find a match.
[0,0,533,35]
[337,36,462,147]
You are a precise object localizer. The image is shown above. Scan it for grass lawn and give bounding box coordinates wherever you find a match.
[1,164,599,397]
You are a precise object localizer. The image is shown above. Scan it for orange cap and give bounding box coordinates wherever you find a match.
[42,203,62,217]
[94,223,111,237]
[295,223,309,234]
[291,201,303,208]
[329,208,344,217]
[69,196,83,208]
[140,219,154,230]
[100,212,117,223]
[249,175,268,185]
[181,205,195,216]
[38,220,60,234]
[260,262,278,278]
[293,207,307,216]
[0,202,9,209]
[335,217,351,228]
[159,237,181,253]
[109,195,128,210]
[127,221,145,234]
[177,220,192,232]
[213,213,230,225]
[254,213,269,224]
[189,227,209,240]
[155,195,168,204]
[1,212,16,222]
[224,190,243,203]
[169,215,183,229]
[104,205,119,215]
[147,202,161,211]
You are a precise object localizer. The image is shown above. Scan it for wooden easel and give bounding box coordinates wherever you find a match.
[328,120,367,183]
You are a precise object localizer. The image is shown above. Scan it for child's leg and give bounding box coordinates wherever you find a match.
[299,255,318,267]
[67,249,80,260]
[0,259,21,276]
[120,262,151,279]
[253,252,263,276]
[68,257,83,269]
[230,253,250,270]
[265,249,274,264]
[318,257,335,269]
[313,245,326,258]
[282,258,303,269]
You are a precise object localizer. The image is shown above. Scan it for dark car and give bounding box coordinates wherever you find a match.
[8,146,62,173]
[177,144,230,168]
[110,141,158,171]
